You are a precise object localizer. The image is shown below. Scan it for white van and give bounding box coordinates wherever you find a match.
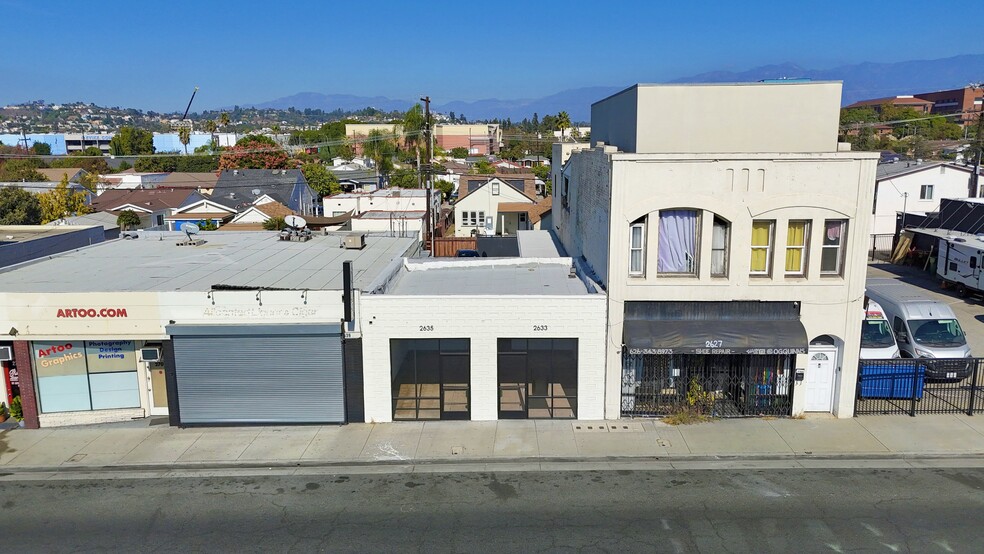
[860,300,900,359]
[865,279,972,379]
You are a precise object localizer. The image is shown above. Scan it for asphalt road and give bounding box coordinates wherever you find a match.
[1,467,983,553]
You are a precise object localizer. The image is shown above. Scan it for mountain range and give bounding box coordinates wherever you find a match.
[245,54,984,122]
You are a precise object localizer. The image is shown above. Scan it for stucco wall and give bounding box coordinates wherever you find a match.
[359,295,607,422]
[552,147,612,286]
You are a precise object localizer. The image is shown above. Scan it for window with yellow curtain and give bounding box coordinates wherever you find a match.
[785,220,810,275]
[749,220,774,275]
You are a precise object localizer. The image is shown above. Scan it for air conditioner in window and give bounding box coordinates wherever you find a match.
[139,347,161,362]
[0,346,12,362]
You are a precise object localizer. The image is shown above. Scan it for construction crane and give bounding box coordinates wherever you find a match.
[172,87,199,132]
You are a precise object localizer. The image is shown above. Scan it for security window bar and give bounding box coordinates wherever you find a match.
[784,220,810,275]
[629,219,646,276]
[820,220,847,275]
[749,220,774,275]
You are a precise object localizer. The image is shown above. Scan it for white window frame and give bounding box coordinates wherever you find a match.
[710,216,730,277]
[629,220,646,276]
[920,184,934,200]
[784,220,810,276]
[491,182,500,195]
[821,220,847,276]
[750,220,774,276]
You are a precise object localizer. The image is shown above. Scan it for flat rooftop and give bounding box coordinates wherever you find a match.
[0,225,98,245]
[0,231,416,293]
[382,258,593,296]
[356,210,426,219]
[332,188,427,199]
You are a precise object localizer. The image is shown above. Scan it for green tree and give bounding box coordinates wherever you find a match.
[0,186,42,224]
[532,164,550,180]
[0,159,46,182]
[178,127,191,155]
[474,159,495,174]
[402,103,425,156]
[389,167,418,188]
[555,111,572,142]
[37,175,92,223]
[301,163,341,198]
[80,147,104,157]
[109,126,155,156]
[218,134,292,170]
[450,147,469,158]
[117,160,132,171]
[219,112,231,130]
[116,209,141,231]
[262,216,286,231]
[31,142,52,155]
[50,153,109,174]
[362,129,396,175]
[434,179,454,202]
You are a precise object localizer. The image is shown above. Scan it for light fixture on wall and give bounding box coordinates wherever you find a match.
[8,327,17,336]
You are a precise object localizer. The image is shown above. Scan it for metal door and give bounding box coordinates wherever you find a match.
[805,347,836,412]
[167,324,345,424]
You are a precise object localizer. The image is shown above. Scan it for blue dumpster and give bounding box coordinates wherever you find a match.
[858,362,926,400]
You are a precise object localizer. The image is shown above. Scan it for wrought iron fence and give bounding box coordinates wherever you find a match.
[869,233,896,261]
[621,353,795,418]
[855,358,984,416]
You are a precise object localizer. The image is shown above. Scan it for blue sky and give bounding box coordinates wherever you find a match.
[1,0,979,111]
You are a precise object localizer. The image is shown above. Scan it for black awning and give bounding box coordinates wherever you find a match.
[623,319,808,356]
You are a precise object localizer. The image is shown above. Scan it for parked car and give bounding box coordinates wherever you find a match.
[866,279,972,380]
[455,249,480,257]
[860,300,900,359]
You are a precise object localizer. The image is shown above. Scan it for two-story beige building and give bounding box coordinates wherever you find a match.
[552,82,879,419]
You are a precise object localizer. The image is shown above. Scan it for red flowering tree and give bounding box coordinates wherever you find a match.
[218,134,295,170]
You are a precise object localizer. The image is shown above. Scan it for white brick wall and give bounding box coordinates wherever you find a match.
[360,295,607,422]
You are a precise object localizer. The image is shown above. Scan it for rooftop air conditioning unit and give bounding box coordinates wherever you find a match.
[343,233,366,250]
[0,346,12,362]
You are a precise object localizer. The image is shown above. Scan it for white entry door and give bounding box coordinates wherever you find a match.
[805,347,837,412]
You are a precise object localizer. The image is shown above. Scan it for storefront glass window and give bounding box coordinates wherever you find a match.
[33,340,140,414]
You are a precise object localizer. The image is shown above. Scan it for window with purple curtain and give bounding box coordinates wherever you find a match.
[657,210,698,274]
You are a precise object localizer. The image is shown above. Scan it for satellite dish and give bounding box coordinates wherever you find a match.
[180,222,200,240]
[285,215,307,229]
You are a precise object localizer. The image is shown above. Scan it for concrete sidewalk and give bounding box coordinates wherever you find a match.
[3,414,984,473]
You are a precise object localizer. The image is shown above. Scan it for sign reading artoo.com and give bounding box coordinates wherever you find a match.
[56,308,128,318]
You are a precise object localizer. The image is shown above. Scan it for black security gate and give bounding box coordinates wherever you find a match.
[855,358,984,416]
[621,353,794,418]
[167,324,345,425]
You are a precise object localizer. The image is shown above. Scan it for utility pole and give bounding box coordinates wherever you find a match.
[420,96,433,253]
[971,109,984,198]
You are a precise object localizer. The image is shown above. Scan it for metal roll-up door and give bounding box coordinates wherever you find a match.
[166,324,344,424]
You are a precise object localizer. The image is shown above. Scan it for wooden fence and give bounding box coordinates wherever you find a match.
[431,237,477,257]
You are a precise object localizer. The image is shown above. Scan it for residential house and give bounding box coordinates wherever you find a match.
[220,200,296,230]
[324,188,437,219]
[90,188,204,230]
[97,170,168,195]
[872,161,978,238]
[165,196,239,231]
[0,168,94,201]
[211,169,319,216]
[553,81,878,419]
[160,172,220,195]
[519,156,550,168]
[453,174,539,237]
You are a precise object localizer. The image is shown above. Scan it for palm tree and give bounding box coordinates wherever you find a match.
[178,127,191,155]
[556,111,572,142]
[219,112,230,131]
[204,120,218,151]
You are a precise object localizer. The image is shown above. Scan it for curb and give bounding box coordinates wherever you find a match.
[3,451,984,476]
